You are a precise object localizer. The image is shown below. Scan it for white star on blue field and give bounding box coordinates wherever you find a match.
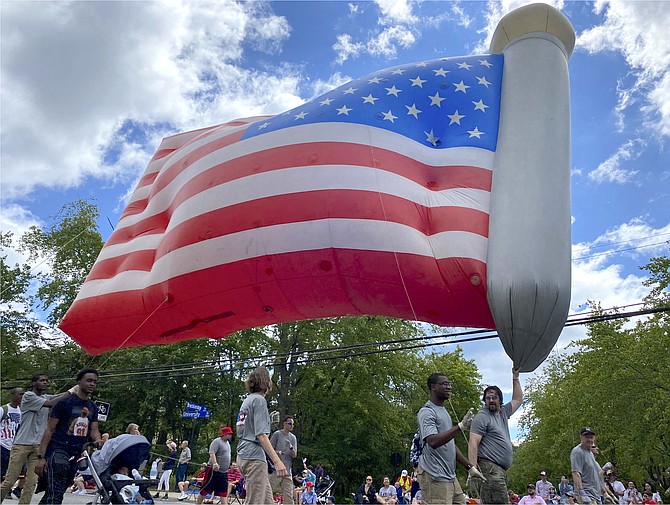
[244,55,502,152]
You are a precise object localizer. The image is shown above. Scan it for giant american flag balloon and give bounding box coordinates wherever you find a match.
[59,4,575,371]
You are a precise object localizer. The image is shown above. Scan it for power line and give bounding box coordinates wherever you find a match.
[572,240,669,261]
[571,232,670,254]
[7,306,665,388]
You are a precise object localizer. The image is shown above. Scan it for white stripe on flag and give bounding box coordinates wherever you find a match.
[77,220,488,300]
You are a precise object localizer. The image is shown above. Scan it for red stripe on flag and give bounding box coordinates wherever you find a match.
[87,190,489,280]
[61,250,493,355]
[119,129,246,220]
[112,143,491,242]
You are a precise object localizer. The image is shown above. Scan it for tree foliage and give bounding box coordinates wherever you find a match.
[508,256,670,498]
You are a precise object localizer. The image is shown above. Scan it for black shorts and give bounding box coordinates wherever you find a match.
[201,468,228,497]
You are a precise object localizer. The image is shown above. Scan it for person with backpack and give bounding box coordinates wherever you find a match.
[415,373,482,505]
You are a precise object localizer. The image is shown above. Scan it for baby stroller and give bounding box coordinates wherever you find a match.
[84,434,158,504]
[315,475,335,504]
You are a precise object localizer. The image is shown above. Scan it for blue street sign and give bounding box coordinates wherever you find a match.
[182,410,211,419]
[185,402,209,412]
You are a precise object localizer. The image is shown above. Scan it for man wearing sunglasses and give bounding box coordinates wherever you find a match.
[519,484,547,505]
[271,416,298,504]
[467,368,523,505]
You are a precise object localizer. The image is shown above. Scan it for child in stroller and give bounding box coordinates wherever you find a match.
[314,475,335,504]
[86,434,158,504]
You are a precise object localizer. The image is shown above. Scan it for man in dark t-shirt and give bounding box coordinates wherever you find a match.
[35,369,102,504]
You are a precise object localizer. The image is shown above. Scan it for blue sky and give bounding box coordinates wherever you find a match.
[1,1,669,430]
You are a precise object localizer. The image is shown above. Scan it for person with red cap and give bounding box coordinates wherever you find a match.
[301,481,318,504]
[193,426,233,504]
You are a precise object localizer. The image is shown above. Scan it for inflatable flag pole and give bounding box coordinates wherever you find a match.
[486,4,575,372]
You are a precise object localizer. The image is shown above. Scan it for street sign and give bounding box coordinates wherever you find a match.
[182,410,210,419]
[95,401,111,422]
[185,402,210,412]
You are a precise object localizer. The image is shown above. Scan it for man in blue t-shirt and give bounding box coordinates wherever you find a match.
[35,369,102,504]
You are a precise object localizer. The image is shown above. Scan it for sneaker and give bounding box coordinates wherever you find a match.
[11,488,21,499]
[162,495,169,501]
[178,495,187,501]
[154,493,161,498]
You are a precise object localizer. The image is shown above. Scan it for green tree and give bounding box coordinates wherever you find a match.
[1,231,43,377]
[508,256,670,497]
[20,199,104,326]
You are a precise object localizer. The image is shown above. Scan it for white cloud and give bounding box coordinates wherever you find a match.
[588,138,643,184]
[450,3,473,29]
[0,0,298,201]
[574,217,670,262]
[577,0,670,136]
[0,204,45,274]
[332,34,365,65]
[374,0,417,25]
[367,25,417,59]
[332,0,418,64]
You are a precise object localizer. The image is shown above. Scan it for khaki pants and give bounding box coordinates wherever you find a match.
[237,457,273,505]
[0,444,39,504]
[270,473,294,505]
[415,465,465,505]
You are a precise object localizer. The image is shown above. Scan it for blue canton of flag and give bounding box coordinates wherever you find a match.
[243,54,503,151]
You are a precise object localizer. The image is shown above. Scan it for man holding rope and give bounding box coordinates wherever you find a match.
[415,373,482,505]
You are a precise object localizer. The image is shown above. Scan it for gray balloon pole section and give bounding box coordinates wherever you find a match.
[486,4,576,372]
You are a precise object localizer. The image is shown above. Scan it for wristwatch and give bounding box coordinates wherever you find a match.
[465,464,473,470]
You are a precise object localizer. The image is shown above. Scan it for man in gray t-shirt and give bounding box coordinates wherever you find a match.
[415,373,479,505]
[0,374,72,505]
[468,368,523,505]
[270,416,298,504]
[570,427,605,503]
[192,427,233,504]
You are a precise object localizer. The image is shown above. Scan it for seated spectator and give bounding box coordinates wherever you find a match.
[411,490,423,505]
[301,482,318,504]
[409,472,420,502]
[226,461,243,496]
[547,486,560,505]
[519,484,547,505]
[642,483,662,504]
[397,471,411,495]
[126,423,141,435]
[177,463,208,501]
[642,492,656,505]
[509,490,520,504]
[625,482,642,504]
[376,477,397,505]
[559,475,574,504]
[355,476,377,504]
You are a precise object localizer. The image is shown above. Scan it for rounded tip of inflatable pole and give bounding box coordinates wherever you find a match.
[489,3,575,58]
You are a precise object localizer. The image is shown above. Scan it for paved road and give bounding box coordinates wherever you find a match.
[12,490,188,504]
